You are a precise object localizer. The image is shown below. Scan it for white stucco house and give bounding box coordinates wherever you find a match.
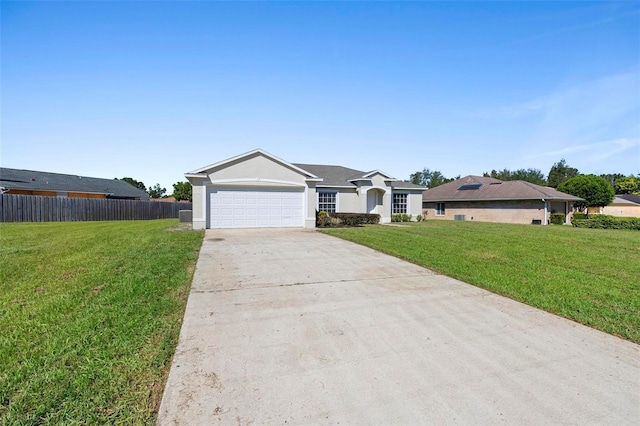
[185,149,426,229]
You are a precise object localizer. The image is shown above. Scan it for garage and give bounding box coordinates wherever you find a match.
[209,188,304,228]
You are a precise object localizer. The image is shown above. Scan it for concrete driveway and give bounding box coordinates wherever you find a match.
[158,228,639,425]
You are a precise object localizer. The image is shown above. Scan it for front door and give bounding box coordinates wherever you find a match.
[367,190,380,214]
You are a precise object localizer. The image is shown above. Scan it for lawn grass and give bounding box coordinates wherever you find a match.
[321,221,640,344]
[0,220,203,424]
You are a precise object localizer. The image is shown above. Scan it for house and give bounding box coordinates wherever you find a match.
[422,175,583,225]
[150,196,190,203]
[0,168,149,200]
[602,194,640,217]
[185,149,426,229]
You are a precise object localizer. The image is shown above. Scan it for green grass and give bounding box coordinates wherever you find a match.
[0,220,203,424]
[321,221,640,344]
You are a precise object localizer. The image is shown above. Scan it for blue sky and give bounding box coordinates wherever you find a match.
[2,1,639,193]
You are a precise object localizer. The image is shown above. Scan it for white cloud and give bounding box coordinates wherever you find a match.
[530,137,640,162]
[477,69,639,172]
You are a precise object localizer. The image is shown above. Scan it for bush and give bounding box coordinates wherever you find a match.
[317,211,380,227]
[571,215,640,230]
[331,212,380,226]
[391,214,412,222]
[316,211,332,227]
[572,212,587,220]
[416,214,423,222]
[550,213,566,225]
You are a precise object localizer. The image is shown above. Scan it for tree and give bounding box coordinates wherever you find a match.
[547,159,579,188]
[118,177,146,192]
[410,168,455,188]
[172,181,192,202]
[557,175,614,209]
[614,175,639,195]
[148,183,167,199]
[599,173,626,188]
[483,168,546,185]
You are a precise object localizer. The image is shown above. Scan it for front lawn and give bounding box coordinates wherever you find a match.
[0,220,203,424]
[321,221,640,344]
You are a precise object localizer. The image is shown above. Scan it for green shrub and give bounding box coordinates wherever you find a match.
[572,212,587,220]
[550,213,566,225]
[391,214,412,222]
[318,211,380,227]
[316,211,331,227]
[416,214,423,222]
[571,215,640,230]
[331,212,380,226]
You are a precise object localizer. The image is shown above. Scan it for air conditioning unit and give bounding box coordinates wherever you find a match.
[454,214,466,221]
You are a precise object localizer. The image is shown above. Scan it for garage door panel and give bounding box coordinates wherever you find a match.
[210,189,304,228]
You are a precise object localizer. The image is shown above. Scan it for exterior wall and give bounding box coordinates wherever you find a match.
[305,184,317,228]
[68,192,106,199]
[407,192,423,218]
[191,178,206,230]
[7,189,57,197]
[603,204,640,217]
[335,189,360,212]
[207,154,307,185]
[422,200,546,224]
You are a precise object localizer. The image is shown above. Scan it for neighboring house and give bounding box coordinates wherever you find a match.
[0,168,149,200]
[422,175,583,225]
[150,196,190,203]
[602,194,640,217]
[185,149,426,229]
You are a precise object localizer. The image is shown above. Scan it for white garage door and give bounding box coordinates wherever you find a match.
[210,189,304,228]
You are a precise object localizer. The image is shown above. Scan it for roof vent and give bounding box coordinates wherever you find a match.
[458,183,482,190]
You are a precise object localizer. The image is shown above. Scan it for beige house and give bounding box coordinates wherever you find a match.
[422,176,583,225]
[602,195,640,217]
[186,149,425,229]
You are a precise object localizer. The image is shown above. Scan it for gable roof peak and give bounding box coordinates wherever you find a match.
[187,148,319,179]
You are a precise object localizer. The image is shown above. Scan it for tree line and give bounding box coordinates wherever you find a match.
[117,178,192,202]
[410,158,639,195]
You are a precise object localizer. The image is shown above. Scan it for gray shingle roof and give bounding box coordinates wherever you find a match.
[293,164,365,186]
[422,175,583,202]
[293,163,425,190]
[0,168,150,199]
[611,194,640,205]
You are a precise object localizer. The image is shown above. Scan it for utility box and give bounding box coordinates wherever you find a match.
[179,210,192,223]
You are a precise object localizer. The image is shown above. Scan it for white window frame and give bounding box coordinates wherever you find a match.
[317,191,337,213]
[436,202,445,216]
[392,193,408,214]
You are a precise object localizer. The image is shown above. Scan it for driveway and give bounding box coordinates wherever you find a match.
[158,228,639,425]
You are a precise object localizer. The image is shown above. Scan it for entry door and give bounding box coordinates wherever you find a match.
[367,190,380,214]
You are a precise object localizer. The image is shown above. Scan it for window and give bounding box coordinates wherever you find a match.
[318,191,337,213]
[392,193,408,214]
[436,202,445,216]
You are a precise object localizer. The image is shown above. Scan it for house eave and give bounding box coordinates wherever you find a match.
[423,197,583,203]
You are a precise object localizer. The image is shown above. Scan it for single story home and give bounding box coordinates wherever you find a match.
[0,168,149,200]
[422,175,583,225]
[602,194,640,217]
[185,149,426,229]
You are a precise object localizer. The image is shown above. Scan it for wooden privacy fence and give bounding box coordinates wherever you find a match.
[0,194,192,223]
